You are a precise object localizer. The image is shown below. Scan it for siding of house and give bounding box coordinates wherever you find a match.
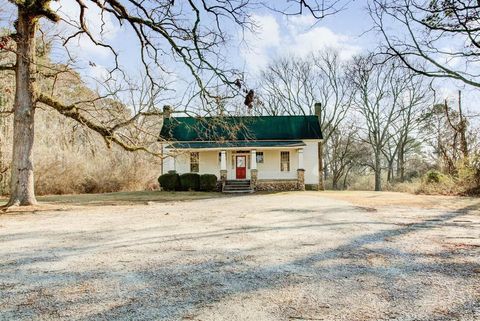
[256,150,298,180]
[174,151,218,175]
[303,140,320,185]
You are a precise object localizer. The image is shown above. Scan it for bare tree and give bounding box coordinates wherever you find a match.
[369,0,480,88]
[328,121,370,190]
[258,50,352,140]
[394,80,431,181]
[258,50,353,183]
[350,55,409,191]
[424,92,474,175]
[385,71,432,182]
[444,91,469,161]
[258,56,315,116]
[0,0,347,206]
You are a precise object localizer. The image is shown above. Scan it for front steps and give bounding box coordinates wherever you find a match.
[222,180,253,193]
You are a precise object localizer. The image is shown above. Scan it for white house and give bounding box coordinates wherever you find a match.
[159,108,324,192]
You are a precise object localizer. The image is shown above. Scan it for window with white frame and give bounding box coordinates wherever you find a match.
[256,152,264,163]
[190,152,199,173]
[280,151,290,172]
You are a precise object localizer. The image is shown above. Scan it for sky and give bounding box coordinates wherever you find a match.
[43,0,375,83]
[0,0,478,113]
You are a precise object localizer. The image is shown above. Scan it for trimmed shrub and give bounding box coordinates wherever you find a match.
[424,170,442,184]
[180,173,200,191]
[200,174,218,191]
[158,172,180,191]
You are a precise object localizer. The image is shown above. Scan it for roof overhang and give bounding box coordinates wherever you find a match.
[166,140,306,150]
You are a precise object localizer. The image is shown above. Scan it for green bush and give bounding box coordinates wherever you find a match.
[424,170,442,184]
[180,173,200,191]
[200,174,218,191]
[158,172,180,191]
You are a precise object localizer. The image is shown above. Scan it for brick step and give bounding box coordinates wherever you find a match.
[223,185,252,190]
[223,189,254,194]
[223,180,252,193]
[225,180,250,185]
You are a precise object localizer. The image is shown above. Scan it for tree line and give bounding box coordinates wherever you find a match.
[255,50,479,192]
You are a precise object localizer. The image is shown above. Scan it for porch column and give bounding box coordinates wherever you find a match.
[297,148,305,191]
[163,148,175,174]
[220,150,227,171]
[250,150,257,190]
[220,150,227,188]
[251,150,257,170]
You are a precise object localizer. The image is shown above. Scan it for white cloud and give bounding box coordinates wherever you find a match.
[241,14,281,71]
[88,64,110,80]
[241,14,361,73]
[285,14,317,30]
[287,27,360,60]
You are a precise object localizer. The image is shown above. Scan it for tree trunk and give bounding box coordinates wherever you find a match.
[332,174,339,190]
[386,158,395,183]
[342,166,351,190]
[459,120,469,161]
[397,146,405,182]
[374,151,382,191]
[457,91,469,161]
[6,8,38,206]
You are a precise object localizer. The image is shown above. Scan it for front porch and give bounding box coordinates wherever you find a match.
[163,145,307,192]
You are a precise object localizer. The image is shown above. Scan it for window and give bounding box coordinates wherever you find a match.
[190,152,199,173]
[256,152,264,164]
[280,151,290,172]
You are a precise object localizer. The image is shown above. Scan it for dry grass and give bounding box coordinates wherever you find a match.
[32,145,162,195]
[384,179,421,194]
[1,106,163,196]
[0,190,225,213]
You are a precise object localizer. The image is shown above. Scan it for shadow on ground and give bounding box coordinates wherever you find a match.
[0,197,479,320]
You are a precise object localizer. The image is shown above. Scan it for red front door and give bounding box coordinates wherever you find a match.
[236,156,246,179]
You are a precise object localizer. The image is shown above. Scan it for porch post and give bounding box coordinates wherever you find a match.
[220,150,227,189]
[220,150,227,171]
[251,150,257,170]
[163,147,175,174]
[297,148,305,191]
[250,150,257,190]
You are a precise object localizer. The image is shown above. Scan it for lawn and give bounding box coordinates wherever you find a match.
[0,190,224,209]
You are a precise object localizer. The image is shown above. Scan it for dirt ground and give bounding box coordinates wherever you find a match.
[0,191,479,321]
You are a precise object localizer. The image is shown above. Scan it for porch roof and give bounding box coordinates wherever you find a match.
[167,140,306,149]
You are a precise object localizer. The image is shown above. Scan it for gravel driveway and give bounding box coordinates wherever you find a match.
[0,192,479,320]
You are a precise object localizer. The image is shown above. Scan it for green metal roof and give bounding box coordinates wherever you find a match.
[160,116,322,142]
[168,140,306,149]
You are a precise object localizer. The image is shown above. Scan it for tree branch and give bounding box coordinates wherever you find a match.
[37,93,163,157]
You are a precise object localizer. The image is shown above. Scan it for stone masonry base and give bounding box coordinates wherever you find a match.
[256,179,300,192]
